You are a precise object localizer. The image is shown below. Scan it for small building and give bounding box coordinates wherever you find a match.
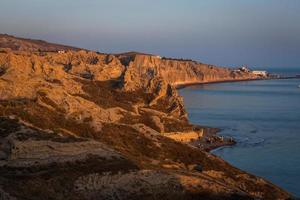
[252,70,267,76]
[58,50,65,54]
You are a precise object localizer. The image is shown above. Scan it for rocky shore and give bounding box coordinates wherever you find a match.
[0,34,294,199]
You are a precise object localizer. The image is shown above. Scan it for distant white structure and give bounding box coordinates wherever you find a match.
[58,50,65,54]
[239,66,250,72]
[252,70,267,76]
[233,66,250,73]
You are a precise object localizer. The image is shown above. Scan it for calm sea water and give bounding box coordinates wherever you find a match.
[179,71,300,196]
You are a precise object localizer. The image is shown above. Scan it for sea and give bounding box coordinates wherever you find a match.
[179,68,300,197]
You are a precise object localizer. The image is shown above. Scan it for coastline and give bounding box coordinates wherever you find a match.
[176,76,299,152]
[179,77,300,197]
[175,76,300,90]
[176,78,261,152]
[189,127,236,152]
[174,77,263,89]
[0,35,295,199]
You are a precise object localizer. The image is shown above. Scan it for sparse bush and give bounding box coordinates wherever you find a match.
[87,52,99,65]
[0,54,10,76]
[0,66,6,76]
[80,71,94,80]
[161,56,194,62]
[87,56,98,65]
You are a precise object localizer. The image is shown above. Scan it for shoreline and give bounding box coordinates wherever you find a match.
[175,76,300,90]
[178,76,300,197]
[177,76,299,152]
[189,128,236,152]
[175,78,260,152]
[174,77,264,89]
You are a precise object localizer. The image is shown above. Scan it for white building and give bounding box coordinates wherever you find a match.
[252,70,267,76]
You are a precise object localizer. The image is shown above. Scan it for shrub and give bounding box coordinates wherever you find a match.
[0,66,6,76]
[0,54,11,76]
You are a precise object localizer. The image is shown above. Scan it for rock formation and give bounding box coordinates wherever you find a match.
[0,35,292,200]
[119,53,258,87]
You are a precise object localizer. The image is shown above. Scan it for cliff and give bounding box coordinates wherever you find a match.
[0,37,292,199]
[118,53,259,87]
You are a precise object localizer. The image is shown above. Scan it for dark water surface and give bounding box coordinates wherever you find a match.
[179,77,300,196]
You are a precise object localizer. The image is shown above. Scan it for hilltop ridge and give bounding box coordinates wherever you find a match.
[0,33,82,52]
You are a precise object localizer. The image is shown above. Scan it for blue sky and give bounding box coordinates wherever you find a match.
[0,0,300,68]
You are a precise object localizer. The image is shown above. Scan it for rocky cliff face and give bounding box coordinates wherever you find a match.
[120,54,258,87]
[0,39,292,200]
[120,53,258,119]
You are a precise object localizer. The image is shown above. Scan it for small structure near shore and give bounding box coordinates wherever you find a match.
[233,66,251,73]
[252,70,267,76]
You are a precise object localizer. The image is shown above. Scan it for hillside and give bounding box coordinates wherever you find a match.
[0,34,81,52]
[0,36,292,199]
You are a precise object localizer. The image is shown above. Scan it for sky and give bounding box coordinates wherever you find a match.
[0,0,300,68]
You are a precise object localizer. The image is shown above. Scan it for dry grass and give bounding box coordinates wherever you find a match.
[74,78,153,111]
